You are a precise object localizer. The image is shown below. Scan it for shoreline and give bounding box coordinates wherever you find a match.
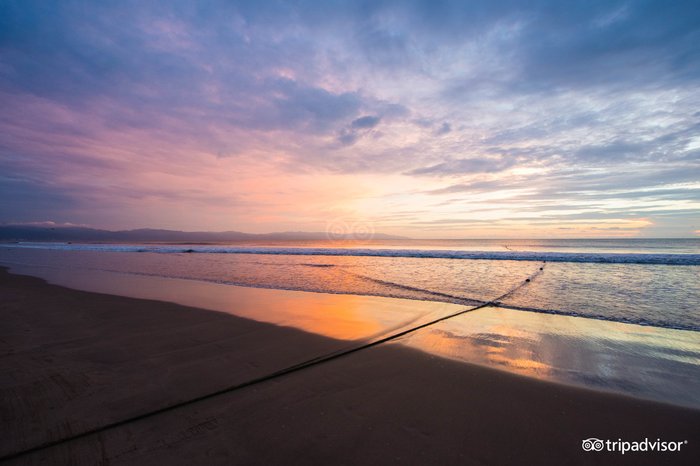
[1,267,699,464]
[4,261,700,409]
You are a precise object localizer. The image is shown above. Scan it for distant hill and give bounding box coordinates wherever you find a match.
[0,225,407,242]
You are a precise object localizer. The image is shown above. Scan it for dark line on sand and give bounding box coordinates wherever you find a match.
[0,263,545,462]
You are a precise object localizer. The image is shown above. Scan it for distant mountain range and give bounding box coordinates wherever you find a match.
[0,225,407,242]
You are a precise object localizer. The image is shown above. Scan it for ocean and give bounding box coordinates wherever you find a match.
[1,238,699,407]
[1,238,698,330]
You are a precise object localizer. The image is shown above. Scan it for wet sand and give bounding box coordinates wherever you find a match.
[1,267,698,465]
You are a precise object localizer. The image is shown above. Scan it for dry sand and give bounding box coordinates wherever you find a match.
[0,267,698,465]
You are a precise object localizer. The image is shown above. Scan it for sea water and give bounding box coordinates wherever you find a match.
[1,238,699,407]
[1,238,698,330]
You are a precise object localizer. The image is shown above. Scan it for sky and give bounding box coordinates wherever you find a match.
[1,0,699,238]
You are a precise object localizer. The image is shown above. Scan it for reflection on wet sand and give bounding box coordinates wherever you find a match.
[4,263,700,408]
[3,264,461,342]
[398,306,700,408]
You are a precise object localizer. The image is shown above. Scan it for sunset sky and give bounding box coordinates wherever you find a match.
[1,0,699,238]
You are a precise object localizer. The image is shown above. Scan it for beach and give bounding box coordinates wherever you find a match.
[1,267,699,465]
[4,0,700,463]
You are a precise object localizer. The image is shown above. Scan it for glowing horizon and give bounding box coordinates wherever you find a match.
[1,1,699,238]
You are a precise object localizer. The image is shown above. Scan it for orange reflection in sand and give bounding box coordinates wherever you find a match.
[399,304,700,402]
[14,264,459,342]
[407,322,554,379]
[251,292,385,340]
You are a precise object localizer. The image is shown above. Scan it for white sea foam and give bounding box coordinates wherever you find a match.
[3,242,700,265]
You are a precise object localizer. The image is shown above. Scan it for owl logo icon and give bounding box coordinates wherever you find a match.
[582,438,605,452]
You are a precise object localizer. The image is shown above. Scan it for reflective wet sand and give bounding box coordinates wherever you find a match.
[3,263,462,342]
[5,262,700,409]
[397,306,700,408]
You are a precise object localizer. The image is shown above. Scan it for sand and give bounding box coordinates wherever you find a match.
[0,267,698,465]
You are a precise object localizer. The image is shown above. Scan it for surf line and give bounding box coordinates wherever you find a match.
[0,262,546,462]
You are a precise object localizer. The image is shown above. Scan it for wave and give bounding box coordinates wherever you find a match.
[494,304,700,332]
[3,242,700,265]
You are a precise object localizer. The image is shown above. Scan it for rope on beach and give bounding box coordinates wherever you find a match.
[0,262,546,463]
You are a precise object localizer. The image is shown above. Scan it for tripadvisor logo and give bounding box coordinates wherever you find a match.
[582,438,688,454]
